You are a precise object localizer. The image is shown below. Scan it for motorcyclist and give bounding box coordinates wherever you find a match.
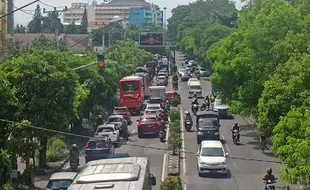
[263,168,277,187]
[193,92,198,99]
[96,115,104,126]
[192,96,199,105]
[70,144,79,163]
[184,111,193,125]
[231,122,240,141]
[165,100,171,111]
[205,95,210,109]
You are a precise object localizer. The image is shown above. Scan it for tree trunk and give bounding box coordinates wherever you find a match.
[39,137,47,169]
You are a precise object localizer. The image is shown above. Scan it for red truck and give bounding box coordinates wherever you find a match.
[119,76,144,115]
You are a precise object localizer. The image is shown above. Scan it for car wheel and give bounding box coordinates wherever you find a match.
[198,173,203,177]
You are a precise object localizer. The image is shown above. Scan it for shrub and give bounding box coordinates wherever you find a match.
[46,137,69,162]
[171,98,180,107]
[168,132,182,155]
[169,121,181,134]
[169,108,180,122]
[160,176,182,190]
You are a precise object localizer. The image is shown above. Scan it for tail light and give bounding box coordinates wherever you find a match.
[85,141,90,148]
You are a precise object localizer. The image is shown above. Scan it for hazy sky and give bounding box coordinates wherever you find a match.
[14,0,243,26]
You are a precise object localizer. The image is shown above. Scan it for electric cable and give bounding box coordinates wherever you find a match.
[0,118,281,164]
[38,0,65,8]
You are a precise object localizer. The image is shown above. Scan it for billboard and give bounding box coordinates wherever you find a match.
[139,33,164,47]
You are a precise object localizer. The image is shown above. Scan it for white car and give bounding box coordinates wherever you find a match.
[94,123,120,142]
[213,98,230,117]
[145,103,162,115]
[187,78,199,88]
[196,140,229,176]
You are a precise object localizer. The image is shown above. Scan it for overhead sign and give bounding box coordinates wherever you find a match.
[139,33,164,47]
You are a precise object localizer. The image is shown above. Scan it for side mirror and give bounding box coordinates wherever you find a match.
[150,174,156,185]
[137,119,139,122]
[225,153,229,156]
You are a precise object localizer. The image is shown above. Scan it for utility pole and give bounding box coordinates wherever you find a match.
[163,7,167,30]
[43,6,67,46]
[0,0,8,51]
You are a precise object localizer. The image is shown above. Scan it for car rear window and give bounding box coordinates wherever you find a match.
[108,118,122,122]
[97,127,114,133]
[47,180,73,189]
[142,118,157,122]
[148,106,160,110]
[87,140,107,148]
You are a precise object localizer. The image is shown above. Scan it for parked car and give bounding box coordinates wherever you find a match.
[112,106,132,125]
[199,68,209,77]
[157,75,168,86]
[94,123,120,143]
[196,140,229,177]
[213,99,230,118]
[137,114,163,137]
[85,137,115,163]
[107,115,128,131]
[196,113,221,144]
[46,172,77,190]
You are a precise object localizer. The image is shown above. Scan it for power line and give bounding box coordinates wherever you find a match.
[38,0,65,8]
[0,0,39,19]
[0,118,281,164]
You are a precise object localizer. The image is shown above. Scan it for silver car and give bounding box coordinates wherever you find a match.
[199,68,209,77]
[46,172,77,190]
[178,68,186,77]
[157,75,168,86]
[213,99,230,117]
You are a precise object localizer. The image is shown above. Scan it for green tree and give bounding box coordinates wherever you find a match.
[27,4,42,33]
[2,51,88,168]
[42,9,64,34]
[14,24,26,33]
[0,149,11,188]
[65,21,78,34]
[23,35,67,53]
[79,8,88,34]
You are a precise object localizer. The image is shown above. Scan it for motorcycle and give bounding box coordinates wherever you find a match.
[70,157,79,171]
[232,129,240,145]
[264,178,277,190]
[159,130,166,142]
[185,119,192,132]
[197,74,201,80]
[192,104,199,115]
[200,101,207,111]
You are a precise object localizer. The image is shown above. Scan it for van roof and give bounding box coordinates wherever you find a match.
[201,140,223,148]
[69,157,148,190]
[120,76,142,81]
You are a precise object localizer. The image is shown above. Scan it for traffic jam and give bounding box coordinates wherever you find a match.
[45,54,179,190]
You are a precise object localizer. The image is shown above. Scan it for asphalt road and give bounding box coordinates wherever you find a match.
[34,75,171,189]
[175,52,284,190]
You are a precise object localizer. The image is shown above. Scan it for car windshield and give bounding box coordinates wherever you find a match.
[200,148,224,157]
[121,81,139,91]
[150,99,162,103]
[47,180,73,189]
[142,118,157,122]
[97,127,114,133]
[108,118,122,122]
[87,140,107,148]
[190,85,201,90]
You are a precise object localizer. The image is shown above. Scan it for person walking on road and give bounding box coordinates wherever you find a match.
[260,132,267,152]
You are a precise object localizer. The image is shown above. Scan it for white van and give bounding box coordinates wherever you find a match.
[188,81,202,97]
[68,157,156,190]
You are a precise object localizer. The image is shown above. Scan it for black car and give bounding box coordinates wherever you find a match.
[85,137,115,163]
[181,72,190,82]
[196,113,221,144]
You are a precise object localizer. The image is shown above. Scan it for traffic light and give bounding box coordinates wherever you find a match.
[97,54,105,75]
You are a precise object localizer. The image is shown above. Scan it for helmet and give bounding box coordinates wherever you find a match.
[267,168,272,175]
[166,100,169,103]
[234,122,238,126]
[98,115,103,119]
[185,111,189,115]
[71,144,78,150]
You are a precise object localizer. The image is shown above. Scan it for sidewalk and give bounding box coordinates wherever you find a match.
[243,116,309,190]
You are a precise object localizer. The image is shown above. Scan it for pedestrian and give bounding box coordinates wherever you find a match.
[260,132,267,152]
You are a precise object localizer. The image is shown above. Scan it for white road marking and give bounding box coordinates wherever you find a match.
[222,134,231,155]
[161,153,168,182]
[180,107,187,176]
[184,184,187,190]
[233,162,237,168]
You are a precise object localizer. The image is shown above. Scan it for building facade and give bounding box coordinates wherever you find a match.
[129,8,163,27]
[63,0,152,32]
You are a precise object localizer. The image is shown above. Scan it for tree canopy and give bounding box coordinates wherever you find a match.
[176,0,310,185]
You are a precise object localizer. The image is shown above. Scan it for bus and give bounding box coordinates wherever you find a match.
[119,76,144,115]
[67,157,156,190]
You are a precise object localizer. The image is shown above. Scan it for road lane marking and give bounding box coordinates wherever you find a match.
[161,153,168,182]
[183,184,187,190]
[233,162,237,168]
[180,107,187,176]
[222,134,231,155]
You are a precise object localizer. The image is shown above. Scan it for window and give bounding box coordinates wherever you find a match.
[200,148,224,157]
[97,127,114,133]
[108,118,122,122]
[142,118,157,122]
[121,81,139,91]
[190,85,201,90]
[47,180,73,189]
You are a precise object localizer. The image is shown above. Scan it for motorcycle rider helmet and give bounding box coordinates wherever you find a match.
[185,111,189,115]
[234,122,238,126]
[71,144,78,150]
[267,168,272,175]
[98,115,103,119]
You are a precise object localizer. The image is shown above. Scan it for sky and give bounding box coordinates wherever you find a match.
[14,0,243,26]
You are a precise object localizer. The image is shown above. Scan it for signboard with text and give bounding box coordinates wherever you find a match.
[139,33,164,47]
